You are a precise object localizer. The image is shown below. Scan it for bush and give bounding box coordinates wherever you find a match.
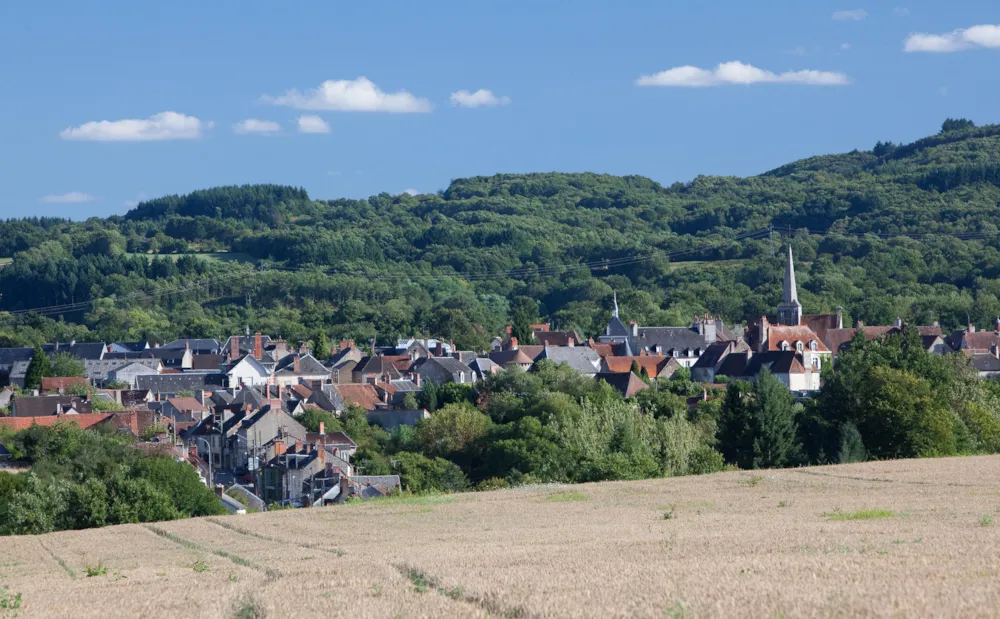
[687,445,726,475]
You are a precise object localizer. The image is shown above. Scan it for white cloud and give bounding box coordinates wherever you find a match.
[233,119,280,134]
[60,111,206,141]
[298,115,331,134]
[636,61,850,87]
[39,192,95,204]
[449,89,511,108]
[403,189,420,196]
[841,43,852,50]
[785,46,807,56]
[263,77,432,113]
[905,24,1000,52]
[833,9,868,21]
[894,7,910,17]
[123,192,148,208]
[938,86,949,96]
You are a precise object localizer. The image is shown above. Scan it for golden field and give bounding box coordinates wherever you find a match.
[0,455,998,618]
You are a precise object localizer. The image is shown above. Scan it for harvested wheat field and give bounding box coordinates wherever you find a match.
[1,456,999,618]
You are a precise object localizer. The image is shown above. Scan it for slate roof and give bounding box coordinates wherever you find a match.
[0,348,34,368]
[595,372,649,398]
[167,397,208,413]
[136,373,225,393]
[744,351,807,376]
[715,351,750,378]
[468,357,499,379]
[108,341,151,353]
[604,356,677,376]
[354,356,404,378]
[41,341,107,360]
[12,395,93,417]
[947,329,1000,352]
[85,359,158,382]
[692,343,733,369]
[488,349,536,367]
[232,386,266,408]
[633,327,710,355]
[120,390,152,407]
[161,338,221,354]
[418,356,473,377]
[534,330,584,347]
[606,316,630,337]
[274,354,330,376]
[970,353,1000,373]
[540,346,601,374]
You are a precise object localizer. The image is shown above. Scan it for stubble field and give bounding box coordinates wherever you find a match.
[0,455,998,618]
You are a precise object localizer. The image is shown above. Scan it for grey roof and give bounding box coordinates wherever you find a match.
[468,357,497,373]
[309,384,346,413]
[716,352,750,378]
[161,339,221,353]
[108,341,151,353]
[0,388,13,408]
[274,354,330,376]
[136,373,226,393]
[606,316,630,337]
[744,351,804,377]
[692,342,732,369]
[418,356,472,377]
[970,353,1000,372]
[12,395,92,417]
[0,348,34,368]
[539,346,601,374]
[8,360,30,379]
[84,359,158,381]
[389,379,420,392]
[42,342,107,360]
[783,246,798,304]
[633,327,708,355]
[210,390,235,406]
[232,386,266,408]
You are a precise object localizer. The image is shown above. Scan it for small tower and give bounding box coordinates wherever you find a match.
[777,246,802,326]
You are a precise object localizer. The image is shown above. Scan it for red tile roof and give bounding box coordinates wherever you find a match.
[40,376,90,393]
[602,356,672,376]
[0,413,112,431]
[335,384,383,411]
[766,326,830,352]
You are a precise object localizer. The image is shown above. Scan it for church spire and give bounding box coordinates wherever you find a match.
[777,246,802,326]
[612,290,619,318]
[783,245,798,304]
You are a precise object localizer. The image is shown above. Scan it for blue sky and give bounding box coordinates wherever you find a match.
[1,0,998,219]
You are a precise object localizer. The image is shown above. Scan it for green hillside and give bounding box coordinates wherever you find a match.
[2,118,1000,347]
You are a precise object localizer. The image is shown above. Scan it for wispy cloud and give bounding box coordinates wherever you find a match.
[894,7,910,17]
[841,43,852,51]
[262,77,432,113]
[60,112,207,141]
[449,89,511,108]
[785,46,807,56]
[233,119,280,134]
[905,24,1000,52]
[832,9,867,21]
[123,192,148,208]
[636,61,849,87]
[403,189,420,196]
[40,192,96,204]
[298,115,331,134]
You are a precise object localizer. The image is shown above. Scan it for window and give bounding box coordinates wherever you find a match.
[811,357,820,369]
[796,341,804,353]
[809,340,818,351]
[780,341,790,351]
[459,371,466,383]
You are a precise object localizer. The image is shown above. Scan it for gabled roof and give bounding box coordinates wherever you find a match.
[0,413,112,431]
[334,384,383,411]
[417,356,472,377]
[227,354,270,376]
[136,373,225,393]
[766,325,830,352]
[744,351,807,376]
[468,357,499,377]
[161,338,221,353]
[0,348,34,368]
[190,354,224,371]
[595,372,649,398]
[540,346,601,374]
[274,354,330,376]
[634,327,709,355]
[12,395,93,417]
[534,330,584,347]
[40,376,90,392]
[692,343,733,369]
[606,316,630,337]
[166,397,208,413]
[488,349,535,367]
[41,342,107,360]
[970,353,1000,372]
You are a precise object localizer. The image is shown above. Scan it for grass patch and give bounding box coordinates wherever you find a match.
[0,586,22,613]
[191,560,211,573]
[546,491,588,502]
[0,258,11,266]
[980,514,993,527]
[85,560,108,577]
[739,474,765,488]
[401,567,431,593]
[232,594,265,619]
[146,525,280,580]
[824,509,897,521]
[345,494,456,508]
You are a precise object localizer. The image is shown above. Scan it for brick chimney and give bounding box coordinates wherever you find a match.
[231,335,239,360]
[293,355,301,373]
[319,421,325,436]
[434,341,443,357]
[567,337,575,347]
[274,438,286,456]
[994,317,1000,333]
[254,332,263,360]
[629,320,638,337]
[969,323,977,334]
[509,337,519,351]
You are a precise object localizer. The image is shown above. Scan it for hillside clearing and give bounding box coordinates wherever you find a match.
[0,456,998,618]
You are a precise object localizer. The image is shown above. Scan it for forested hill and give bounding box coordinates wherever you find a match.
[3,118,1000,349]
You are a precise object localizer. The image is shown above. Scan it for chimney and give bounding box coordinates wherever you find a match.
[434,341,443,357]
[415,372,421,387]
[629,320,638,337]
[856,319,864,329]
[185,339,190,352]
[231,335,239,359]
[969,324,976,334]
[254,332,263,360]
[274,439,286,456]
[293,355,301,373]
[894,317,903,328]
[107,344,113,353]
[567,337,575,347]
[994,317,1000,333]
[294,439,302,453]
[318,441,325,465]
[214,484,224,498]
[992,344,999,359]
[319,421,325,436]
[932,320,940,328]
[835,307,844,330]
[509,337,519,351]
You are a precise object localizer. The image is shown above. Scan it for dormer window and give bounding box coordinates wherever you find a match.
[809,340,818,351]
[796,341,804,353]
[780,341,790,351]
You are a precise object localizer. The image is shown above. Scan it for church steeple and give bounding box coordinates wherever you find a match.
[777,246,802,326]
[612,290,619,319]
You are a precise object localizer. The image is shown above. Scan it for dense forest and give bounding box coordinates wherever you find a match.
[4,119,1000,349]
